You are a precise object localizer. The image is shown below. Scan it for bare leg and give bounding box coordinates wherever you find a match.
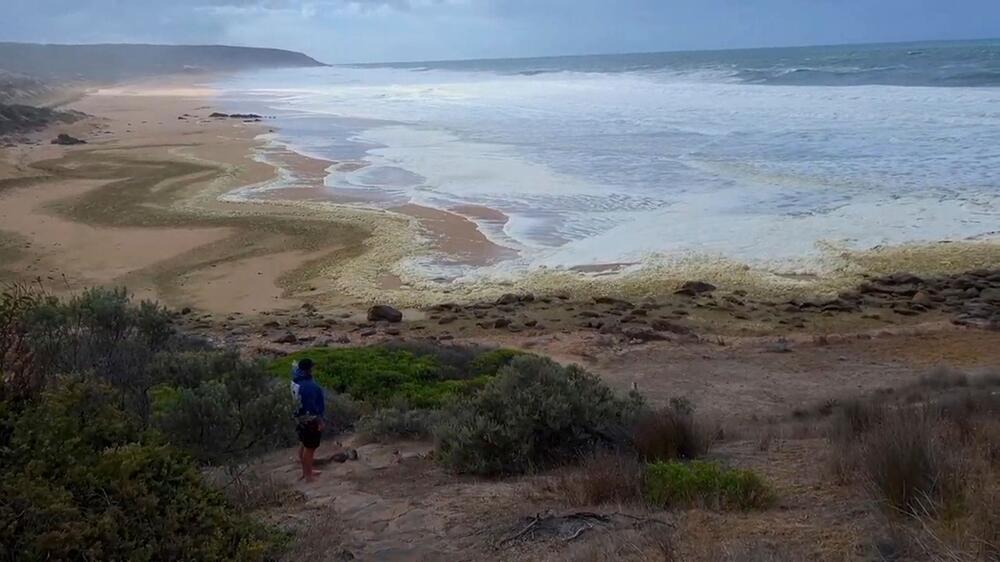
[302,447,322,482]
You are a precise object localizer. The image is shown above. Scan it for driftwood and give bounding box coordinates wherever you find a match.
[496,510,673,548]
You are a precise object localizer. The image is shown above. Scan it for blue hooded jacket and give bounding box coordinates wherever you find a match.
[291,366,325,419]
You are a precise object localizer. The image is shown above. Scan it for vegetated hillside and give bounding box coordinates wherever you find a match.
[0,42,326,81]
[0,103,82,136]
[0,70,51,104]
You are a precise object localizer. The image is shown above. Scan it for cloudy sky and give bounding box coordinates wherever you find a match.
[4,0,999,63]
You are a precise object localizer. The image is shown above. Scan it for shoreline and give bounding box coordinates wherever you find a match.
[2,75,1000,315]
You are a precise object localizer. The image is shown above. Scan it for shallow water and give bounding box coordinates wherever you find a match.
[215,40,1000,280]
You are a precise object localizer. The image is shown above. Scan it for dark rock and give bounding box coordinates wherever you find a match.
[209,112,230,118]
[496,293,520,305]
[493,317,511,329]
[360,329,377,337]
[674,281,716,296]
[367,305,403,323]
[180,307,192,315]
[892,307,919,317]
[579,311,601,318]
[494,292,534,304]
[980,287,1000,303]
[51,133,86,145]
[593,296,633,307]
[262,321,280,328]
[524,319,538,327]
[881,272,923,285]
[438,315,457,325]
[821,299,858,313]
[273,331,298,344]
[651,319,692,335]
[622,327,667,342]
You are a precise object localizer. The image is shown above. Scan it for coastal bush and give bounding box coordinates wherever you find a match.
[324,391,365,434]
[270,344,525,408]
[21,287,175,384]
[433,355,644,475]
[149,359,296,465]
[0,378,283,562]
[356,406,439,442]
[0,283,47,399]
[644,460,774,511]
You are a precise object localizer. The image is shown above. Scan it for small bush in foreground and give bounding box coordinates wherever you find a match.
[150,353,296,465]
[632,403,710,462]
[858,409,952,516]
[825,382,1000,560]
[548,449,645,506]
[434,356,643,475]
[645,460,774,511]
[0,379,282,562]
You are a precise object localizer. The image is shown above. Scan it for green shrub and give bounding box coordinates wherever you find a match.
[270,346,492,409]
[433,356,643,475]
[356,407,439,442]
[468,348,529,377]
[0,379,283,561]
[645,460,774,511]
[379,341,529,379]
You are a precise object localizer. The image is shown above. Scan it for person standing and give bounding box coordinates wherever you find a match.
[290,358,325,482]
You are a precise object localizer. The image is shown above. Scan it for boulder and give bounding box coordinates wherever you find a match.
[980,287,1000,303]
[273,331,298,344]
[367,305,403,323]
[674,281,716,296]
[880,272,923,286]
[911,291,933,306]
[622,327,667,342]
[51,133,86,145]
[650,319,692,335]
[496,292,534,305]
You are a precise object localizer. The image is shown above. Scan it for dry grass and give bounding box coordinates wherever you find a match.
[542,449,646,507]
[825,376,1000,561]
[632,406,712,462]
[541,527,677,562]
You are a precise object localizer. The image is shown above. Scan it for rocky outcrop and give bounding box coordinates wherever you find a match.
[675,281,717,297]
[368,305,403,323]
[50,133,86,145]
[0,104,83,136]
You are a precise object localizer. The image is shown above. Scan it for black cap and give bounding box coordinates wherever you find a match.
[298,358,314,371]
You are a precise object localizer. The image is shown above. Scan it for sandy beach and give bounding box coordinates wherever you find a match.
[0,77,514,314]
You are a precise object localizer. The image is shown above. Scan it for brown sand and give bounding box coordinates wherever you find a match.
[0,78,367,314]
[392,203,518,266]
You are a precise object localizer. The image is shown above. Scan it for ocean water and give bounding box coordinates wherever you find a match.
[216,40,1000,278]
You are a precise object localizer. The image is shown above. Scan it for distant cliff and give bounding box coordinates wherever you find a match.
[0,43,326,82]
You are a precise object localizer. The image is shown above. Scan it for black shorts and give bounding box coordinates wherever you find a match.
[296,419,322,450]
